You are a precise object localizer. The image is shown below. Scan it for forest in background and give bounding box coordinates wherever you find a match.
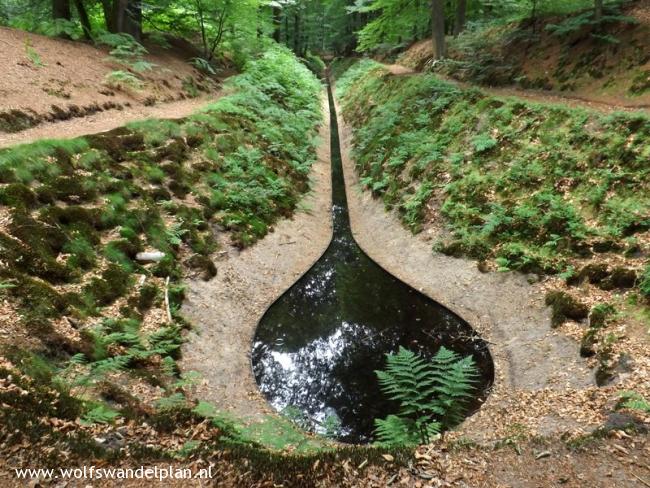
[0,1,631,63]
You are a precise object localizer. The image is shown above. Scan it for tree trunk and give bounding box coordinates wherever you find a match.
[530,0,539,32]
[52,0,71,20]
[293,11,300,55]
[272,6,281,42]
[594,0,603,22]
[284,12,289,44]
[454,0,466,36]
[73,0,92,39]
[101,0,114,31]
[430,0,446,59]
[111,0,127,33]
[125,0,142,40]
[110,0,141,39]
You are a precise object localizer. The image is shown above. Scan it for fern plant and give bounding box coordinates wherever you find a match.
[373,346,478,446]
[191,57,217,75]
[617,391,650,414]
[104,70,143,91]
[80,404,120,426]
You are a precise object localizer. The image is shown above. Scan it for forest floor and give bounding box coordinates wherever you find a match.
[0,85,645,488]
[0,26,225,146]
[331,59,650,485]
[333,93,599,428]
[0,24,648,486]
[395,0,650,113]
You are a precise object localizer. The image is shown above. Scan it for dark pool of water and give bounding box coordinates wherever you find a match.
[251,84,494,443]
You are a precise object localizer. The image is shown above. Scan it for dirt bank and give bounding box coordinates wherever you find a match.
[0,26,223,140]
[333,96,604,442]
[179,95,333,420]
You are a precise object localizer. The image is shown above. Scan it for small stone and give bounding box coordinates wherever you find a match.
[135,251,165,262]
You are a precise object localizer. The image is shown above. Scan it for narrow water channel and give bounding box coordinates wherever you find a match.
[251,82,494,443]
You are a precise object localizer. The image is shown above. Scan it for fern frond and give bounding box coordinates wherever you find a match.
[80,404,120,425]
[373,345,479,446]
[90,355,130,376]
[374,415,420,446]
[155,392,187,411]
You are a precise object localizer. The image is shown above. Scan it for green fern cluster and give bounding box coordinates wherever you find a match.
[374,346,478,446]
[104,70,144,91]
[618,391,650,414]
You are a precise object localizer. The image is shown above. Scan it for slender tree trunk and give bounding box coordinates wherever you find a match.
[73,0,92,39]
[111,0,127,33]
[52,0,71,20]
[430,0,446,59]
[594,0,603,22]
[272,6,281,42]
[412,0,419,41]
[101,0,114,31]
[110,0,141,39]
[284,12,289,45]
[293,11,300,55]
[454,0,466,36]
[196,1,208,58]
[207,8,227,61]
[125,0,142,40]
[530,0,539,33]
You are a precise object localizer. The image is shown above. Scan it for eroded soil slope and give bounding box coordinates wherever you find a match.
[398,0,650,108]
[0,27,221,136]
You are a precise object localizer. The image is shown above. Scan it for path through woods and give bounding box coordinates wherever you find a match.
[0,94,221,149]
[382,63,650,114]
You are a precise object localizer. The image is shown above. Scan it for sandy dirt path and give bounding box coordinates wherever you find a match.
[382,63,650,114]
[0,95,220,149]
[179,95,333,421]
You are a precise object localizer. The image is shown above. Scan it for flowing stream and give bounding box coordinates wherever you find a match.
[251,83,494,443]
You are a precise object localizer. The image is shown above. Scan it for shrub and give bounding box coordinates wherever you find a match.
[335,61,649,289]
[0,45,322,460]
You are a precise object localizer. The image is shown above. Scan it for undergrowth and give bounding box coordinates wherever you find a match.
[374,347,478,446]
[336,60,649,277]
[0,45,322,465]
[336,60,649,345]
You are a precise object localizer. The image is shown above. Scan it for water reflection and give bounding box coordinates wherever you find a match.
[251,84,494,443]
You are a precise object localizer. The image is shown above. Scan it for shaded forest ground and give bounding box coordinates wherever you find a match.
[0,6,648,487]
[330,49,649,485]
[397,0,650,110]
